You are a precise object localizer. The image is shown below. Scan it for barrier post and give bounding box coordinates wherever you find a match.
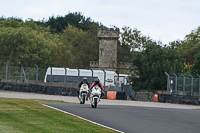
[4,62,8,83]
[165,72,170,94]
[115,70,119,82]
[189,74,193,96]
[90,68,93,84]
[76,67,80,87]
[197,74,200,96]
[35,64,38,84]
[173,73,177,94]
[48,65,52,87]
[103,69,106,90]
[181,73,185,95]
[64,67,67,88]
[19,62,23,83]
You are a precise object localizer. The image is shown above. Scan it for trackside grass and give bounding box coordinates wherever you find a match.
[0,97,116,133]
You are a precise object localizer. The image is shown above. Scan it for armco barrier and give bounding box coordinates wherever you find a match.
[0,82,128,100]
[116,91,126,100]
[154,94,158,102]
[106,91,126,100]
[158,94,200,105]
[107,91,117,100]
[0,82,78,96]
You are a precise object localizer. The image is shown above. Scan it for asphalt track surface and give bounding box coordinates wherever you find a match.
[44,103,200,133]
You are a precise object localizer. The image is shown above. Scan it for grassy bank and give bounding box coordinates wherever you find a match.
[0,97,116,133]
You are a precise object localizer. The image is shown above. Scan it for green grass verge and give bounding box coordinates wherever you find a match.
[0,97,117,133]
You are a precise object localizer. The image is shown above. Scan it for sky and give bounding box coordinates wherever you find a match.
[1,0,200,44]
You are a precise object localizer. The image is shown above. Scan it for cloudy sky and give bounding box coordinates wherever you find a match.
[1,0,200,44]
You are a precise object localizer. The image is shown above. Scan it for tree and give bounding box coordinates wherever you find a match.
[0,17,101,68]
[118,26,156,64]
[120,26,155,52]
[0,17,23,28]
[117,40,132,63]
[178,27,200,65]
[130,43,184,92]
[190,47,200,74]
[0,18,57,67]
[55,25,99,68]
[36,12,102,34]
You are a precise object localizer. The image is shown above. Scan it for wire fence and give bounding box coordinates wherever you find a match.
[0,64,98,89]
[165,72,200,96]
[0,65,47,85]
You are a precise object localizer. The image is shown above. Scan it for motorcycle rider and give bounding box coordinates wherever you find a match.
[90,78,104,96]
[78,77,90,88]
[78,77,90,100]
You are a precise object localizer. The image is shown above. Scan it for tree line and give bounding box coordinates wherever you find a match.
[121,26,200,92]
[0,13,102,68]
[0,12,200,91]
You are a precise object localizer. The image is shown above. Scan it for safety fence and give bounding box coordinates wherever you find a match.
[165,72,200,96]
[158,72,200,105]
[0,64,97,89]
[0,64,132,99]
[0,64,97,96]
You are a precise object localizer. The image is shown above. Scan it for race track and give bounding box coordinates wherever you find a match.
[43,103,200,133]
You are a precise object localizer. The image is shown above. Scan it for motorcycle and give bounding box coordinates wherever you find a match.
[79,83,89,104]
[90,85,102,108]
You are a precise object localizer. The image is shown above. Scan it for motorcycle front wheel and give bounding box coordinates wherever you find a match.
[94,98,97,108]
[80,95,85,104]
[82,95,85,104]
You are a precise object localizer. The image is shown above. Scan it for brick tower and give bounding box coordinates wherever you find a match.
[90,28,120,70]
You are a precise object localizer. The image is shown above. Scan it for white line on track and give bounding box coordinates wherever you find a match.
[41,104,124,133]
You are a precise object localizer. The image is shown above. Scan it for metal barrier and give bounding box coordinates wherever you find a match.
[165,72,200,96]
[0,64,109,89]
[0,64,133,99]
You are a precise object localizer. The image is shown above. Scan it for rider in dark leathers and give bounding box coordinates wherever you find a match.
[78,77,90,100]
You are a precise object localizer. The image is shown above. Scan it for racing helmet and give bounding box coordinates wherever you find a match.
[83,77,87,83]
[95,78,100,84]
